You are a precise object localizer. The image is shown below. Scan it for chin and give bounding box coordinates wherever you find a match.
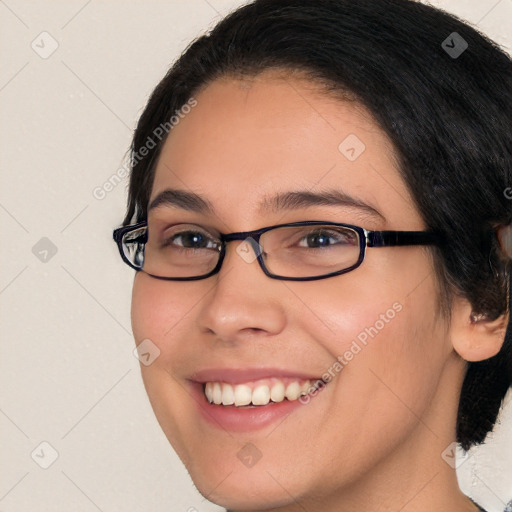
[193,473,304,511]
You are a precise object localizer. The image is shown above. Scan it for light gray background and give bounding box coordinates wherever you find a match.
[1,1,511,511]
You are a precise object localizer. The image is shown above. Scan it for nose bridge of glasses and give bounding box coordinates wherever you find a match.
[222,232,254,242]
[221,231,264,264]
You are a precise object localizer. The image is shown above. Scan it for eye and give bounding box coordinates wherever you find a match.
[296,228,357,249]
[160,224,221,251]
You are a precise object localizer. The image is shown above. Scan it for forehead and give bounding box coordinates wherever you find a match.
[150,71,419,228]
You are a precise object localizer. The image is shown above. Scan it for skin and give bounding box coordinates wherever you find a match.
[130,69,507,512]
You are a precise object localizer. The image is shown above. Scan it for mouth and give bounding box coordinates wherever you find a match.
[189,367,329,432]
[203,377,318,407]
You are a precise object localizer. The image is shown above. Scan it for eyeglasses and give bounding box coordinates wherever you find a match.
[113,220,443,282]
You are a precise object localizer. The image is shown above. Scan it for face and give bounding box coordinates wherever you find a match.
[131,71,458,509]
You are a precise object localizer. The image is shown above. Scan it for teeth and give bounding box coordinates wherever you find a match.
[203,378,321,407]
[270,381,285,403]
[205,382,213,403]
[285,382,301,401]
[221,383,235,405]
[252,385,271,406]
[212,382,222,404]
[234,384,252,406]
[300,381,310,396]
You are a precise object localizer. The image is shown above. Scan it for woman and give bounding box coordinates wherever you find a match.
[113,1,512,510]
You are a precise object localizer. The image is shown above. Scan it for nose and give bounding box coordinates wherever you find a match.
[196,238,286,342]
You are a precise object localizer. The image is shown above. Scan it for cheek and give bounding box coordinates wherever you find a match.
[131,274,194,351]
[297,249,446,372]
[287,266,447,438]
[130,274,201,465]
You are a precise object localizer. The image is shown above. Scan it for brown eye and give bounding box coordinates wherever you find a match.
[295,228,358,249]
[160,225,221,251]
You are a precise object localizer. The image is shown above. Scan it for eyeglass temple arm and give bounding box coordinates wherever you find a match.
[367,231,442,247]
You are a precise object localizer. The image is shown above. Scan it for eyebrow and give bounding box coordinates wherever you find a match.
[148,188,384,219]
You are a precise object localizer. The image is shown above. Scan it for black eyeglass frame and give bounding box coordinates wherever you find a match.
[113,220,443,282]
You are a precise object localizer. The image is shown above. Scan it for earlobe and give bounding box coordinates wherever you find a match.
[450,297,509,362]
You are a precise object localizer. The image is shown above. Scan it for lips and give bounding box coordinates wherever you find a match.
[190,367,324,384]
[188,368,328,432]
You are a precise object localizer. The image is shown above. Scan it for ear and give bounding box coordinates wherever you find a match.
[450,296,509,362]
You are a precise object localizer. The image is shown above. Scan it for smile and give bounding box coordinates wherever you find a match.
[203,377,318,407]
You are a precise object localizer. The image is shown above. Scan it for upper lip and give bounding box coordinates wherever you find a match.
[190,367,323,384]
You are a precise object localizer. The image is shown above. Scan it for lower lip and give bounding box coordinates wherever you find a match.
[189,382,323,433]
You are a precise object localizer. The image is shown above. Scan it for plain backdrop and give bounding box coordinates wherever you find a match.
[1,1,511,511]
